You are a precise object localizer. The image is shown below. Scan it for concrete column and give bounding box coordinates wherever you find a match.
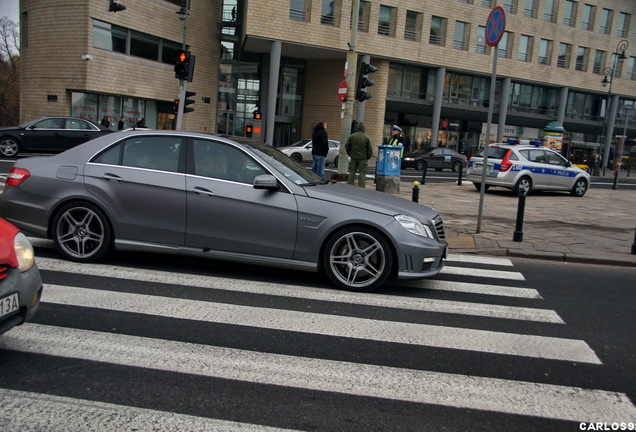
[431,67,445,148]
[603,94,620,170]
[556,87,568,124]
[497,78,511,142]
[265,41,281,146]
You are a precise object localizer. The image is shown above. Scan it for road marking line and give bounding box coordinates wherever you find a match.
[0,389,298,432]
[36,257,542,313]
[2,324,630,422]
[42,285,592,361]
[447,254,514,266]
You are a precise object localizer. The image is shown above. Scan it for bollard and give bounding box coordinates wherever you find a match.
[513,193,526,242]
[420,160,428,185]
[412,181,420,203]
[632,225,636,255]
[457,163,463,186]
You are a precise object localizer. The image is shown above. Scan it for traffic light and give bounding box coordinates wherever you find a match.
[172,99,180,113]
[108,1,126,12]
[184,91,196,113]
[356,61,378,102]
[174,50,195,82]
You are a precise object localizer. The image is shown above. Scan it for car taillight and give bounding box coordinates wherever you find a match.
[500,150,513,172]
[6,168,31,186]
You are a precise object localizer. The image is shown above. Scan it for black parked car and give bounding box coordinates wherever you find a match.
[0,116,114,158]
[401,147,468,172]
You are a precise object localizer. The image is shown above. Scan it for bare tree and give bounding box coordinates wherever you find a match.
[0,16,20,126]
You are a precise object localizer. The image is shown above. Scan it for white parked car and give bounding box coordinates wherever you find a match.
[278,139,340,166]
[466,143,590,197]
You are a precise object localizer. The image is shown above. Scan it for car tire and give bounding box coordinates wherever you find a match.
[0,137,21,158]
[513,176,532,196]
[415,160,425,170]
[452,161,462,172]
[570,178,588,197]
[472,182,490,192]
[52,202,113,263]
[322,226,393,292]
[290,153,303,163]
[333,156,339,167]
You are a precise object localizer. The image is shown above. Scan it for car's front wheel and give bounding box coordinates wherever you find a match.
[290,153,303,163]
[0,137,21,158]
[322,226,393,292]
[415,160,425,170]
[452,161,462,172]
[570,178,588,197]
[52,202,113,262]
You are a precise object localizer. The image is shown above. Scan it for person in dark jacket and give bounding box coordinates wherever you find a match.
[345,122,373,187]
[311,121,329,177]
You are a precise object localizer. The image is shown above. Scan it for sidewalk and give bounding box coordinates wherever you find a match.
[369,174,636,267]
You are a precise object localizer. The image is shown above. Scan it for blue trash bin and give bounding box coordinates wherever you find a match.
[377,145,403,176]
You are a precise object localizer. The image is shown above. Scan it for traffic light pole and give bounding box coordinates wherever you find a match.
[334,0,360,180]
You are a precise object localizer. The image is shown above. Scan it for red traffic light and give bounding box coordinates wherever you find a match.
[177,50,188,63]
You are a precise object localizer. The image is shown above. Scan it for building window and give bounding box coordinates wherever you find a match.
[611,53,624,78]
[599,8,612,35]
[481,0,493,7]
[563,0,577,27]
[581,4,595,30]
[509,83,559,116]
[92,20,181,65]
[543,0,557,23]
[404,11,422,42]
[557,43,571,68]
[523,0,537,19]
[627,57,635,80]
[453,21,469,50]
[289,0,310,21]
[352,1,371,32]
[518,35,532,62]
[593,50,606,74]
[387,63,432,100]
[320,0,338,25]
[497,32,511,59]
[429,16,446,46]
[378,5,395,36]
[476,26,489,54]
[538,39,552,65]
[575,47,589,72]
[502,0,517,14]
[617,12,630,38]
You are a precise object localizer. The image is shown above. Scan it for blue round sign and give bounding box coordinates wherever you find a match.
[486,7,506,47]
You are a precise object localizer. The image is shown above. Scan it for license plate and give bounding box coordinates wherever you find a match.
[0,292,19,318]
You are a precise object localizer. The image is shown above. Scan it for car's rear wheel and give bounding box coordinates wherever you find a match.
[52,202,113,262]
[322,226,393,292]
[472,182,490,192]
[570,178,588,197]
[290,153,303,163]
[0,137,21,158]
[513,176,532,196]
[452,161,462,172]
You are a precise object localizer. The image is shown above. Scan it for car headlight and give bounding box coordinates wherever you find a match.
[404,157,414,161]
[395,215,433,239]
[14,232,35,272]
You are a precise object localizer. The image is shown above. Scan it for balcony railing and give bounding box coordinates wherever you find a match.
[289,8,305,21]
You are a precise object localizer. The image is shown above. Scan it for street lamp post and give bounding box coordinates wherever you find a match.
[601,40,629,175]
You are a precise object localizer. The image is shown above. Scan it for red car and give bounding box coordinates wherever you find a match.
[0,218,43,335]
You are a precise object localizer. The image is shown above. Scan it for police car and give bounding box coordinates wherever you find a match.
[466,142,590,197]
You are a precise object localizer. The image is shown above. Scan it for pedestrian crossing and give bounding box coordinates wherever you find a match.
[1,252,635,431]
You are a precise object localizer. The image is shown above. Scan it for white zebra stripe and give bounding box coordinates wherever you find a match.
[2,324,632,423]
[41,285,593,362]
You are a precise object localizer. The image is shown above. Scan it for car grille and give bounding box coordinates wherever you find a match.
[433,215,445,240]
[0,265,9,280]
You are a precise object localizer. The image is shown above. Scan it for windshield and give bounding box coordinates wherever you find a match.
[248,141,328,186]
[290,140,311,147]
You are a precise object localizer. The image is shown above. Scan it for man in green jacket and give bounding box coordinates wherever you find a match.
[345,122,373,187]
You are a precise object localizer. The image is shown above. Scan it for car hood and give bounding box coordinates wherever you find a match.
[302,182,440,221]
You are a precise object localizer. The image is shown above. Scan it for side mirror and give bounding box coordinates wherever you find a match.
[253,174,280,191]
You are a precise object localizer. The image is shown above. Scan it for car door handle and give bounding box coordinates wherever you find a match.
[192,186,215,196]
[102,173,123,182]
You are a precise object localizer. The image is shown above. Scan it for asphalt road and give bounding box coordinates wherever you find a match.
[1,243,635,431]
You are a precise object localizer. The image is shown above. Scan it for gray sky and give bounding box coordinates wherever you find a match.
[1,0,20,23]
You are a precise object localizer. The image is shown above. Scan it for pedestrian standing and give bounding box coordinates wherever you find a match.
[389,124,405,155]
[311,121,329,177]
[118,116,125,130]
[346,122,373,187]
[101,116,110,128]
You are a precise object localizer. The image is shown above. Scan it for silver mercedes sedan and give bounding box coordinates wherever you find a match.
[0,130,447,292]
